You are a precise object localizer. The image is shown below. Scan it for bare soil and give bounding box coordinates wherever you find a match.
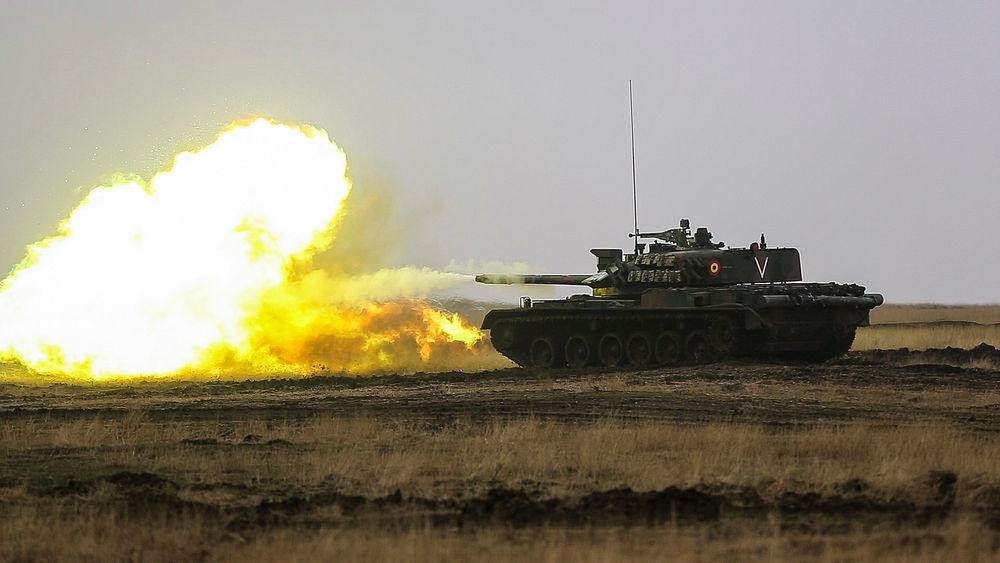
[4,350,1000,428]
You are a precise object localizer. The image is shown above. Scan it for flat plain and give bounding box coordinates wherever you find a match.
[1,304,1000,562]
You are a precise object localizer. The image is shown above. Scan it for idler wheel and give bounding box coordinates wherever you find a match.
[809,328,857,361]
[654,331,681,365]
[684,330,713,363]
[626,332,653,367]
[597,333,625,367]
[564,335,591,369]
[529,336,559,368]
[490,322,516,350]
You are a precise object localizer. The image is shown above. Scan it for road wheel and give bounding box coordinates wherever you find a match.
[564,335,592,369]
[654,331,681,365]
[626,332,653,367]
[529,337,558,368]
[684,330,713,363]
[597,333,624,367]
[708,317,740,357]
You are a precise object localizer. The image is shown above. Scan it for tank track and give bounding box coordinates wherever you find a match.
[483,308,859,369]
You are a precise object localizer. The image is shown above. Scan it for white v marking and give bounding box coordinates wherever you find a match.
[754,255,769,278]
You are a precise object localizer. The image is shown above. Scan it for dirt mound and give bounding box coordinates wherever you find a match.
[460,486,722,526]
[238,472,980,530]
[30,469,1000,534]
[105,471,176,491]
[851,343,1000,368]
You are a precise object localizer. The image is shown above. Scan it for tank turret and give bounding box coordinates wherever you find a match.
[479,219,803,293]
[476,219,882,369]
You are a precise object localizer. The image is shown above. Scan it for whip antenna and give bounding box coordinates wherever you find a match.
[629,80,640,255]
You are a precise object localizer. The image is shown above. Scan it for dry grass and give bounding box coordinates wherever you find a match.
[854,323,1000,351]
[216,519,1000,563]
[2,413,999,561]
[0,503,221,563]
[0,506,994,563]
[3,414,998,497]
[854,304,1000,351]
[871,304,1000,325]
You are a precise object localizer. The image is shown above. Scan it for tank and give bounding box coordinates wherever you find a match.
[476,219,883,368]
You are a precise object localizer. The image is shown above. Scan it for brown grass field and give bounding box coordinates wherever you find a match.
[856,304,1000,352]
[2,304,1000,561]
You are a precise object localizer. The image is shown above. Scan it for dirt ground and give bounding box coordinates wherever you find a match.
[4,347,1000,428]
[2,347,1000,561]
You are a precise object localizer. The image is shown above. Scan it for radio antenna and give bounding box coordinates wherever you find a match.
[629,80,640,255]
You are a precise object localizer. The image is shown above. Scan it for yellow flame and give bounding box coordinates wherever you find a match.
[0,118,487,380]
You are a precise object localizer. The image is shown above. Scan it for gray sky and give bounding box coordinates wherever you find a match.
[1,1,998,303]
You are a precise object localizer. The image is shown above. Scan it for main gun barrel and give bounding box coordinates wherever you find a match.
[475,273,608,286]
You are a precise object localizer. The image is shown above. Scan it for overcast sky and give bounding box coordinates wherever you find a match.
[1,1,998,303]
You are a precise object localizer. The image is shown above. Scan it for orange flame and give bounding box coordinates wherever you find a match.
[0,118,490,380]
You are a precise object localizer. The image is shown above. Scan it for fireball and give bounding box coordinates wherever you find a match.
[0,118,484,380]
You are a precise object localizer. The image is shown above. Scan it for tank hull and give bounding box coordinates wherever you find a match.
[481,283,882,368]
